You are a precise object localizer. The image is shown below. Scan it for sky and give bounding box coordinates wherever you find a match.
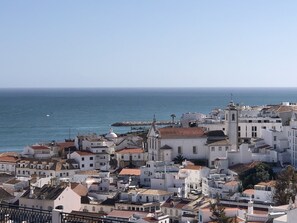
[1,1,297,88]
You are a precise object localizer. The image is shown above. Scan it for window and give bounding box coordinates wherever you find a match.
[178,146,182,154]
[211,147,215,152]
[90,164,93,167]
[82,164,85,168]
[232,114,235,121]
[193,146,197,154]
[82,157,85,161]
[90,157,93,160]
[219,147,222,151]
[274,136,277,141]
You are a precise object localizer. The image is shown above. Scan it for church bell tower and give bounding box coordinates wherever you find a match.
[225,101,238,150]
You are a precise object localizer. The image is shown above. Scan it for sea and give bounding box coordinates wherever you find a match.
[1,87,297,153]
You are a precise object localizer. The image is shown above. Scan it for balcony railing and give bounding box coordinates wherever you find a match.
[0,203,52,223]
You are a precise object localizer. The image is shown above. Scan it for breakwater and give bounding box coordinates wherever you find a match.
[111,121,175,127]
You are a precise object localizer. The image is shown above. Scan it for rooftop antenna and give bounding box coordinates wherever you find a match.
[153,114,156,123]
[230,93,233,103]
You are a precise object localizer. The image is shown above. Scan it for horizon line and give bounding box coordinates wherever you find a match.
[0,86,297,90]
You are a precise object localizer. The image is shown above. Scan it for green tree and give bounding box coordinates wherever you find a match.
[240,163,273,190]
[273,165,297,205]
[209,195,232,223]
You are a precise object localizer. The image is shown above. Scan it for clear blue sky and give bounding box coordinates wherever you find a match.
[1,1,297,88]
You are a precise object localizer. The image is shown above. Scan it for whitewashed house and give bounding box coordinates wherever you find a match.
[116,148,147,168]
[16,158,79,178]
[19,184,81,213]
[0,155,19,174]
[69,151,96,171]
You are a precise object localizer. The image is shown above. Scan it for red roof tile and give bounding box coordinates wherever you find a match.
[183,165,203,170]
[31,145,50,150]
[75,151,94,156]
[119,168,141,176]
[159,127,205,139]
[0,156,19,163]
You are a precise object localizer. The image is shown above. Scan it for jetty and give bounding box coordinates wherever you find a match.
[111,121,175,127]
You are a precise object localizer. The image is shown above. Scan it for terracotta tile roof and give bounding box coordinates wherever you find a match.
[119,168,141,176]
[183,165,203,170]
[159,127,205,139]
[57,141,75,149]
[224,181,239,187]
[71,183,88,196]
[243,189,255,196]
[0,156,19,163]
[256,180,276,187]
[139,189,173,196]
[31,145,50,150]
[162,198,192,209]
[229,161,262,175]
[117,148,144,154]
[75,151,94,156]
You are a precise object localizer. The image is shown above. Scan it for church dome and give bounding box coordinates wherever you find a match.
[106,129,117,139]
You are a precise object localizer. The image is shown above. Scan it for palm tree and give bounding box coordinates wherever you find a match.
[173,154,185,165]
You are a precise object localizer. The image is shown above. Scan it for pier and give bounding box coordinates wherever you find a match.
[111,120,176,127]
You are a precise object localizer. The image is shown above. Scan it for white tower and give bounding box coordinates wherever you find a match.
[225,101,238,150]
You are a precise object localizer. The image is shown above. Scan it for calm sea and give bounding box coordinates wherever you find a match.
[1,88,297,152]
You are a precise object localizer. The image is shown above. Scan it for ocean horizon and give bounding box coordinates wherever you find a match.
[1,87,297,152]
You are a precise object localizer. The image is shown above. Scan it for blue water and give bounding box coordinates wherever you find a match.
[1,87,297,152]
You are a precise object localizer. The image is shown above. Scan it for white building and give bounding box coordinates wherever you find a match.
[202,172,239,199]
[22,145,52,159]
[120,188,173,204]
[16,158,79,178]
[69,151,96,171]
[19,184,81,213]
[140,161,180,188]
[116,148,147,168]
[147,125,207,162]
[116,135,144,150]
[254,181,276,204]
[0,155,19,174]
